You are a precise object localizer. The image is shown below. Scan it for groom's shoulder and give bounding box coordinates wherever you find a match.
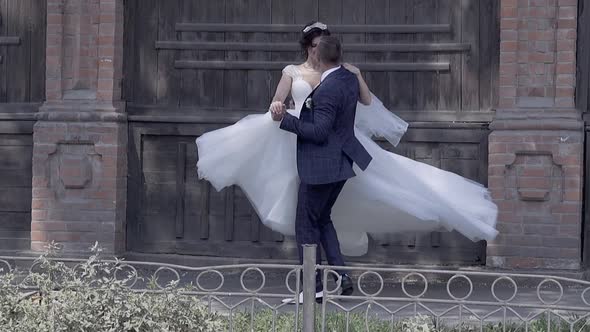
[325,68,351,84]
[337,68,358,83]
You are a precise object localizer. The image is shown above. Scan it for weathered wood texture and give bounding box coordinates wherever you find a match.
[578,0,589,113]
[0,0,46,104]
[124,0,499,265]
[578,0,590,264]
[126,0,499,118]
[0,0,46,251]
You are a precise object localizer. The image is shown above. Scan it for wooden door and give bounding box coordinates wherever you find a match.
[0,0,46,251]
[124,0,499,265]
[578,0,590,265]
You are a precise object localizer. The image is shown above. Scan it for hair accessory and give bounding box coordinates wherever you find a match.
[302,22,327,33]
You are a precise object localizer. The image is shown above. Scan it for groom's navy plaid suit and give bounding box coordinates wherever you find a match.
[280,67,372,290]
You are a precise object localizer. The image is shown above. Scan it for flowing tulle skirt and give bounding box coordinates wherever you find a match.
[196,100,498,256]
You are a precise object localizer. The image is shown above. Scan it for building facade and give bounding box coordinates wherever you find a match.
[0,0,589,270]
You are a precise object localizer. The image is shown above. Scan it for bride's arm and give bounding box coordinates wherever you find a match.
[343,63,371,106]
[269,74,292,113]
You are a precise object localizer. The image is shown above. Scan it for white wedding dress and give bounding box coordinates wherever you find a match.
[196,65,498,256]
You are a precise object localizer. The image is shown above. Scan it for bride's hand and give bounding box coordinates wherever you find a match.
[343,63,361,75]
[269,101,284,115]
[269,101,286,121]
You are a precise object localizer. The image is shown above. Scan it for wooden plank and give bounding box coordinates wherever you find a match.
[461,0,481,110]
[245,0,271,113]
[29,0,46,102]
[577,0,590,112]
[478,0,498,111]
[199,180,210,239]
[0,36,19,45]
[586,0,590,112]
[126,108,495,123]
[156,0,182,106]
[137,210,176,244]
[270,0,294,113]
[0,170,31,187]
[125,126,141,251]
[128,113,256,124]
[6,0,29,102]
[388,0,414,110]
[133,0,158,104]
[431,232,441,247]
[176,23,451,34]
[0,212,30,231]
[0,133,33,145]
[156,40,471,53]
[122,0,136,101]
[342,0,366,66]
[0,122,34,136]
[0,146,32,170]
[438,0,462,112]
[178,0,196,107]
[0,102,40,113]
[174,240,297,259]
[224,187,235,241]
[175,60,450,71]
[478,133,489,185]
[585,131,590,264]
[414,0,438,111]
[250,208,260,242]
[294,0,318,24]
[0,0,6,102]
[175,142,186,238]
[407,235,416,247]
[319,0,341,26]
[179,0,225,108]
[0,188,31,212]
[223,0,248,109]
[364,0,390,104]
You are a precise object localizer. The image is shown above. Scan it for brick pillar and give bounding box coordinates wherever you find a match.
[31,0,127,254]
[487,0,583,269]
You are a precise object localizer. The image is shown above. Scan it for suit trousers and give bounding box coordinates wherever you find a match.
[296,180,347,291]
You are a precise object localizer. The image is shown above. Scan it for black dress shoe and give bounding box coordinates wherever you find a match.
[340,275,354,296]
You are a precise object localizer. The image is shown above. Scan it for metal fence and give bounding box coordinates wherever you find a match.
[2,245,590,331]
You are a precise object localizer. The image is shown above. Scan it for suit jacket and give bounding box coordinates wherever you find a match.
[280,67,372,184]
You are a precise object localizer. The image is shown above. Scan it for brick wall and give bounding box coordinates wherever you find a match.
[499,0,577,109]
[31,121,126,253]
[31,0,127,254]
[488,0,583,269]
[28,0,587,266]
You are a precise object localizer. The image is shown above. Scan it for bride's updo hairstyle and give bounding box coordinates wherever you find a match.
[299,21,330,60]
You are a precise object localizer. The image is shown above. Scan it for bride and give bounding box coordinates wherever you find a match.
[195,21,498,256]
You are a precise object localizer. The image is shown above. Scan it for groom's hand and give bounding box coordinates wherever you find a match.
[271,103,286,121]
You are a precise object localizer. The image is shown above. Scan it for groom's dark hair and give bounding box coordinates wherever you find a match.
[317,36,342,65]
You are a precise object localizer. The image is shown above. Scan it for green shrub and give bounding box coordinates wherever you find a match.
[1,243,588,332]
[0,242,225,332]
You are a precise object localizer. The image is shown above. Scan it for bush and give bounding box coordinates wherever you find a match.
[0,242,225,332]
[1,243,588,332]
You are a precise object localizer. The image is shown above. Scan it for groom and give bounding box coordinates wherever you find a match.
[271,36,372,301]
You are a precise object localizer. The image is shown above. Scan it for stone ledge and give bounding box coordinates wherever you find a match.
[37,100,127,123]
[35,111,127,123]
[490,108,584,131]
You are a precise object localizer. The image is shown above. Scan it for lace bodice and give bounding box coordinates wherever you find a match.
[282,65,314,116]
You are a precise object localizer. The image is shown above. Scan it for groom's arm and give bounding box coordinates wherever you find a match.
[279,88,339,144]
